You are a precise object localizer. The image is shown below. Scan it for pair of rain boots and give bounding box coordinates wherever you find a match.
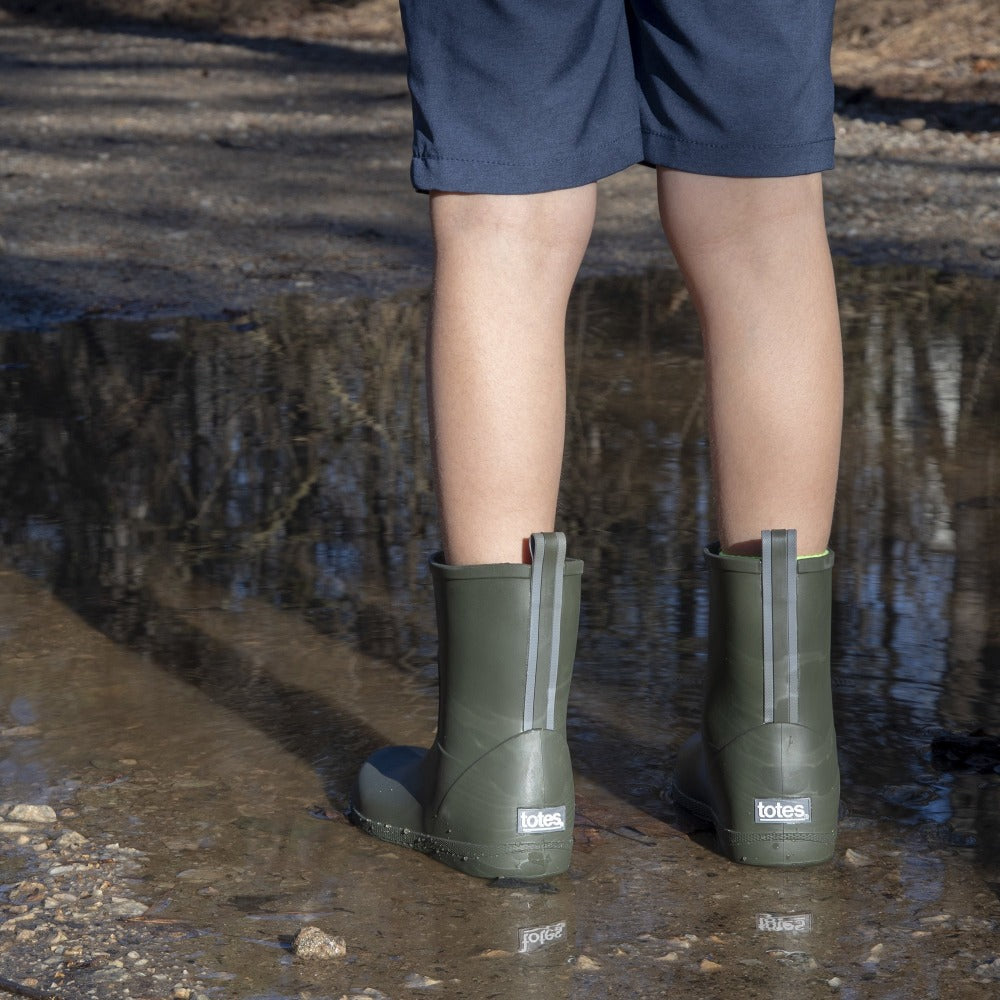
[350,528,838,877]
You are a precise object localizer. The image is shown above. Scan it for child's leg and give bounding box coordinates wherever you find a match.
[428,186,597,565]
[663,169,843,866]
[657,170,842,556]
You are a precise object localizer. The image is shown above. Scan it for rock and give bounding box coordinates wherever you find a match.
[8,804,57,824]
[900,117,927,133]
[700,958,723,973]
[575,955,601,970]
[292,925,347,960]
[54,830,88,850]
[108,898,149,918]
[845,848,873,867]
[974,958,1000,981]
[0,822,33,835]
[404,972,443,988]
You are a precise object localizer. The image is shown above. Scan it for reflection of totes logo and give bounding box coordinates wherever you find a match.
[517,806,566,834]
[518,921,567,954]
[754,798,812,823]
[756,913,814,934]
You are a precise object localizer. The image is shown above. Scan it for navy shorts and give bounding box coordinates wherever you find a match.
[399,0,836,193]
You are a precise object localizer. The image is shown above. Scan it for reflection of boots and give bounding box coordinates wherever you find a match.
[351,532,582,878]
[672,529,839,866]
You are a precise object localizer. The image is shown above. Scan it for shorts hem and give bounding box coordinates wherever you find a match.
[641,133,835,178]
[410,129,644,194]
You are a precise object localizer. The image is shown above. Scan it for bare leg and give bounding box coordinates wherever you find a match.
[428,186,597,565]
[658,170,842,556]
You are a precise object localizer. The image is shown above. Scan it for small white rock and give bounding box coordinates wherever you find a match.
[0,822,33,835]
[54,830,88,850]
[404,972,443,988]
[8,804,57,824]
[292,925,347,960]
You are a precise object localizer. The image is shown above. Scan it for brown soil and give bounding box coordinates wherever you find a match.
[0,0,996,328]
[3,0,999,105]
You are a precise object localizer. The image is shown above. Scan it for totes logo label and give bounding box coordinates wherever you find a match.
[756,912,814,934]
[754,798,812,824]
[517,806,566,834]
[518,921,567,954]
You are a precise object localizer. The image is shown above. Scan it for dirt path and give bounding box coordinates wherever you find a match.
[0,2,997,328]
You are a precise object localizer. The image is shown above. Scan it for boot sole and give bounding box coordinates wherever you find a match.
[349,803,572,880]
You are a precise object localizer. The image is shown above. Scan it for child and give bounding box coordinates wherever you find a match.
[352,0,843,875]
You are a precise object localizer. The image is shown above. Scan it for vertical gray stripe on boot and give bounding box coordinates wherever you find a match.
[762,529,800,726]
[523,532,567,732]
[524,534,545,732]
[785,531,800,724]
[762,533,776,724]
[544,535,566,730]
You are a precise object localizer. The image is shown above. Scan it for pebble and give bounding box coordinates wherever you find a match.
[699,958,723,973]
[292,925,348,960]
[975,958,1000,980]
[0,822,33,834]
[845,848,874,867]
[404,972,443,988]
[8,804,57,824]
[575,955,601,971]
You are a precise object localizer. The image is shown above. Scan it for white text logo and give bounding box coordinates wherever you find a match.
[517,806,566,834]
[756,912,813,934]
[754,798,812,823]
[518,921,567,954]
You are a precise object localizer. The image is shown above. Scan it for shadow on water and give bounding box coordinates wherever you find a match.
[1,262,1000,996]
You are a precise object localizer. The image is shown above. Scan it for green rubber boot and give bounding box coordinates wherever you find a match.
[350,532,582,879]
[671,529,839,866]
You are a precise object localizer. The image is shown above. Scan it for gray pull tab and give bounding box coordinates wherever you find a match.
[761,529,799,724]
[523,532,567,732]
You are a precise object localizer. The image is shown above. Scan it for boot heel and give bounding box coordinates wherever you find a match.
[706,723,838,865]
[430,729,574,878]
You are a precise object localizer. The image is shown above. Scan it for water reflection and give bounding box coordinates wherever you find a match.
[0,263,998,991]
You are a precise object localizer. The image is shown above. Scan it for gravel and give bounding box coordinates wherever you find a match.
[0,16,996,331]
[0,794,213,1000]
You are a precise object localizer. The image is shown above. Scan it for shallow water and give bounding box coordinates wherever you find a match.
[1,263,999,998]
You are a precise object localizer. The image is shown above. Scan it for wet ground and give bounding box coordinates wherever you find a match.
[1,261,1000,998]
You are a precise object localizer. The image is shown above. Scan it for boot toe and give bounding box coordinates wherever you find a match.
[351,745,426,837]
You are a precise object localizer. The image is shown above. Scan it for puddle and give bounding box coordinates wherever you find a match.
[1,263,999,997]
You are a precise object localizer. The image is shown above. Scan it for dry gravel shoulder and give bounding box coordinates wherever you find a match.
[0,3,997,328]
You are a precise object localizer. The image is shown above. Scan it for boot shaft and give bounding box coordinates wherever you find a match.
[704,530,835,749]
[430,532,583,761]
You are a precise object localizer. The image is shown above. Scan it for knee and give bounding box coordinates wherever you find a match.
[658,171,827,261]
[431,187,596,267]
